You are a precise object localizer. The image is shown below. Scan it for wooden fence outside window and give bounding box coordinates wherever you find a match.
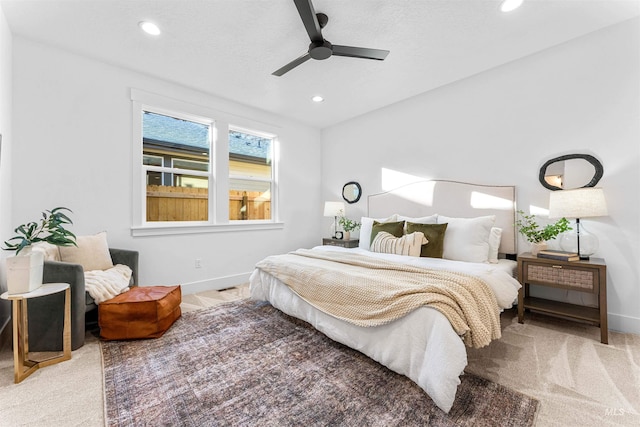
[146,185,270,221]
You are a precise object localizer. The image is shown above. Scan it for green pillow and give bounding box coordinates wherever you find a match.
[370,221,405,245]
[406,222,448,258]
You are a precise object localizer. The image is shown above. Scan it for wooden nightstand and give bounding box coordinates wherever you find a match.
[517,252,607,344]
[322,238,359,248]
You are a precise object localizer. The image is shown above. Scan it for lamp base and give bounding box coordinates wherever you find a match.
[560,220,599,259]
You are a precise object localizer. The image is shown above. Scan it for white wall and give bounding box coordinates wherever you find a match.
[10,38,322,293]
[0,4,12,338]
[322,18,640,335]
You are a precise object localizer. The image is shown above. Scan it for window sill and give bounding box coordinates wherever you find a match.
[131,221,284,237]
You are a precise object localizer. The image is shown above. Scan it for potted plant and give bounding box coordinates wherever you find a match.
[3,207,77,294]
[515,210,571,255]
[338,216,361,241]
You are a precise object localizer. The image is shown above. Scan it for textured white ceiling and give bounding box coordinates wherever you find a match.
[2,0,639,128]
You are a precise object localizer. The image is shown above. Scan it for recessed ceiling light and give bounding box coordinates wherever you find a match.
[312,95,324,103]
[139,21,161,36]
[500,0,523,13]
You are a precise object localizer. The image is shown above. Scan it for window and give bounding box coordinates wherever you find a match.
[142,111,212,222]
[131,89,281,235]
[228,128,274,221]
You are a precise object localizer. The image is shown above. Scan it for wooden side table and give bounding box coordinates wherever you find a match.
[517,253,607,344]
[1,283,72,383]
[322,238,359,248]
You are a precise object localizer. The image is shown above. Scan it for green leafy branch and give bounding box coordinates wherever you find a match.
[338,216,361,232]
[516,210,572,244]
[3,207,77,255]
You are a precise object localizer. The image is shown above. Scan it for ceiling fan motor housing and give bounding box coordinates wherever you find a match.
[310,40,333,60]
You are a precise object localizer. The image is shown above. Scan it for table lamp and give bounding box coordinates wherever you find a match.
[548,187,608,260]
[323,201,345,238]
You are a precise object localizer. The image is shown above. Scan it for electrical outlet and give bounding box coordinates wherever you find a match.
[195,258,202,268]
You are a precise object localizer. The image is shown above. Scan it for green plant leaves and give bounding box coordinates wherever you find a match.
[2,207,77,255]
[338,216,361,232]
[516,210,572,244]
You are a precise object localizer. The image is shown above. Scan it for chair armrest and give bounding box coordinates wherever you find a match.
[109,248,139,287]
[30,260,87,350]
[43,260,85,292]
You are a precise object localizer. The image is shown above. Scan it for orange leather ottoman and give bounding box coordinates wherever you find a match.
[99,285,181,340]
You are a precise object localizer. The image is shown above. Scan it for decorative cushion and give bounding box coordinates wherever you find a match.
[488,227,502,264]
[371,231,427,257]
[406,222,448,258]
[358,215,397,251]
[437,215,496,263]
[59,231,114,271]
[370,221,405,245]
[99,285,182,340]
[32,242,61,261]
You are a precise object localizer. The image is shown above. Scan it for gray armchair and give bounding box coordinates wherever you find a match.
[27,248,139,351]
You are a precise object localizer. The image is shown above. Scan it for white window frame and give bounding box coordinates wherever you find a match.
[228,125,277,223]
[131,89,282,236]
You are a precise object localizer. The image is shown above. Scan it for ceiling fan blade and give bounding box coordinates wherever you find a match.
[272,52,312,76]
[293,0,323,42]
[332,45,390,61]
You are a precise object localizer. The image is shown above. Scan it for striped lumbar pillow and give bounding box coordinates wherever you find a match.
[370,231,428,257]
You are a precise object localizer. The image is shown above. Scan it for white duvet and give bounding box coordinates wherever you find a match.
[249,246,520,413]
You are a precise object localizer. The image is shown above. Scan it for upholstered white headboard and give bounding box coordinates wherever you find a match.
[368,180,517,255]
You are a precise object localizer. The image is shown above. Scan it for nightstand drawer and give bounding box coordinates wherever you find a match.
[525,263,598,293]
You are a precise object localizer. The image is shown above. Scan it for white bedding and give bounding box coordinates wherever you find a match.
[249,246,520,413]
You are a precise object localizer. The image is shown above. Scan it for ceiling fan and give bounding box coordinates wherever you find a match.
[272,0,390,76]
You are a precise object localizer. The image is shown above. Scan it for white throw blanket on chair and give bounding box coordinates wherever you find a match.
[84,264,132,304]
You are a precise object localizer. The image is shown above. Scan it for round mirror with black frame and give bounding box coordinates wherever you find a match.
[539,154,604,191]
[342,181,362,204]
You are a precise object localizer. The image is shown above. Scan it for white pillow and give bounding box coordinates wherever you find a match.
[371,231,427,258]
[358,215,398,251]
[396,214,438,224]
[437,215,496,263]
[59,231,114,271]
[488,227,502,264]
[396,214,438,233]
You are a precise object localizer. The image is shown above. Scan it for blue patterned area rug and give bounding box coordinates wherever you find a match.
[101,300,538,426]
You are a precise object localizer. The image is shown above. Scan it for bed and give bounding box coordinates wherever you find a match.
[249,180,521,412]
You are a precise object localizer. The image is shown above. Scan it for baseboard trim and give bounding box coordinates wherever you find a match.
[608,312,640,336]
[178,272,252,295]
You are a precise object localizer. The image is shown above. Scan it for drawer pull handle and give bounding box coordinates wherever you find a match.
[552,265,563,269]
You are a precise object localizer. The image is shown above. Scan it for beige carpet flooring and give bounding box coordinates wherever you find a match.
[0,284,638,426]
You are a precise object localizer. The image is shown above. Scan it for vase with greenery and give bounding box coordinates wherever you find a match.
[515,210,571,254]
[338,216,361,240]
[3,207,76,294]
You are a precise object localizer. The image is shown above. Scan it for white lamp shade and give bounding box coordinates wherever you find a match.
[549,187,608,219]
[323,201,345,217]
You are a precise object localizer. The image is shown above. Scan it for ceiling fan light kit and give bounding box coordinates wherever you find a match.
[273,0,389,76]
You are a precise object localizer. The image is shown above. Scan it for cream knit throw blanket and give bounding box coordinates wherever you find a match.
[84,264,132,304]
[256,249,501,348]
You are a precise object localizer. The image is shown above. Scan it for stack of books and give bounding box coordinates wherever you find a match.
[536,250,580,261]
